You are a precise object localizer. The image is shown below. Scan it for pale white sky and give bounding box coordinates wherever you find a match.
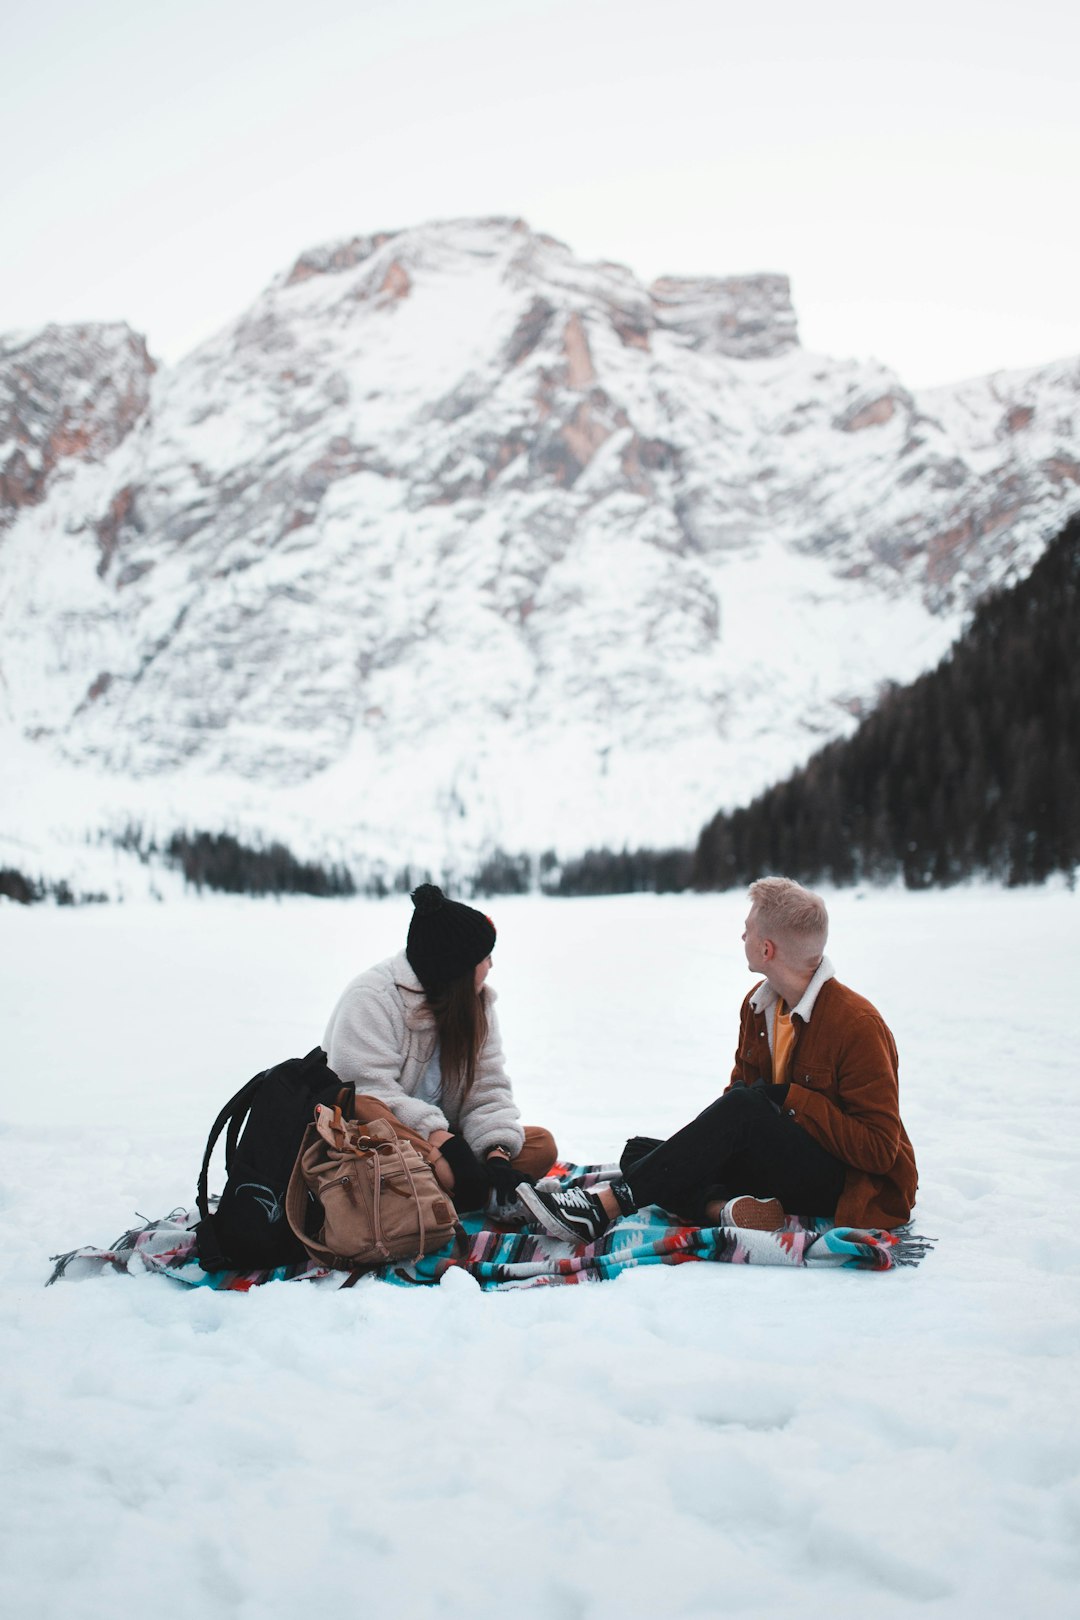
[3,0,1077,387]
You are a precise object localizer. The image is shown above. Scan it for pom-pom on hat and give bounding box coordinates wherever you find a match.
[406,883,496,993]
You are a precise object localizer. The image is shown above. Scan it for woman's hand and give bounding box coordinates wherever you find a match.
[486,1151,533,1202]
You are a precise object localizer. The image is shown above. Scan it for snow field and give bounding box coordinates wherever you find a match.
[1,886,1078,1619]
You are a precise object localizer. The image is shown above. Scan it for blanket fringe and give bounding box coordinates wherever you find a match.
[891,1227,938,1266]
[47,1209,194,1285]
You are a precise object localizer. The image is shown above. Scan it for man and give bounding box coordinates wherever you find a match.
[517,876,917,1242]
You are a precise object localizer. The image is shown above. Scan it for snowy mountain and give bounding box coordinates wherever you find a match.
[1,216,1078,886]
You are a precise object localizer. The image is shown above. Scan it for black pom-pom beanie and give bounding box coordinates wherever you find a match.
[406,883,496,993]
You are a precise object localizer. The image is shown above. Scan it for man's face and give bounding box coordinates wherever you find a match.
[742,906,766,970]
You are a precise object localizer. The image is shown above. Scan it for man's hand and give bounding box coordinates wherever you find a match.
[752,1080,790,1110]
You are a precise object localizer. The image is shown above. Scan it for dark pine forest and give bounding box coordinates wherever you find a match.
[690,511,1080,891]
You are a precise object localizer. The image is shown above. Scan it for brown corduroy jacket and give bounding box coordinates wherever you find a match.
[727,971,918,1229]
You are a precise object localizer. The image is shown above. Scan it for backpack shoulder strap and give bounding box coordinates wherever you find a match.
[196,1071,266,1220]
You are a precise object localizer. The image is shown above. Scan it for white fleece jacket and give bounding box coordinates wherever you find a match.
[322,951,525,1157]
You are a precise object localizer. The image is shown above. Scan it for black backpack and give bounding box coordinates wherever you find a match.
[195,1047,354,1272]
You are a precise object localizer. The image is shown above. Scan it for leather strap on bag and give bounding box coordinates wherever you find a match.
[284,1122,332,1261]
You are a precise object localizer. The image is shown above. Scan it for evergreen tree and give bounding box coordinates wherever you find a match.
[693,512,1080,890]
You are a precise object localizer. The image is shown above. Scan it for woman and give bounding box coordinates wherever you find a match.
[323,883,556,1213]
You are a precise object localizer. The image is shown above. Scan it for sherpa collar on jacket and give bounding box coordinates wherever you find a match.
[390,949,499,1032]
[749,954,835,1024]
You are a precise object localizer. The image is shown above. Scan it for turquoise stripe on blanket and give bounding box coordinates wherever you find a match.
[48,1162,932,1289]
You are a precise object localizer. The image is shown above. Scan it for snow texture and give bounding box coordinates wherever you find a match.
[1,886,1078,1619]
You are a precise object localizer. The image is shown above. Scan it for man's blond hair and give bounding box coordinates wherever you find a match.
[748,876,829,963]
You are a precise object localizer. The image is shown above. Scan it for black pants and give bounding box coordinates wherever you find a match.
[621,1085,846,1221]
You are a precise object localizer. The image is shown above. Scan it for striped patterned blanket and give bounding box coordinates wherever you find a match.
[48,1162,932,1290]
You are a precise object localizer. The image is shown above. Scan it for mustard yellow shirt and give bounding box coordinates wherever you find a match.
[772,998,795,1082]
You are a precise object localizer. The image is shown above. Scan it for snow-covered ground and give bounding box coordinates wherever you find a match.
[1,885,1078,1619]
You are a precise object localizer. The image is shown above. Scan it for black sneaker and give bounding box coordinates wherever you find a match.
[516,1182,614,1245]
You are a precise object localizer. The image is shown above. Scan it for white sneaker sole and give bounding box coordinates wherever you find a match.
[721,1195,786,1232]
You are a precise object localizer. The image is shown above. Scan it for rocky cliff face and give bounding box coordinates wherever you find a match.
[0,324,154,530]
[1,217,1078,872]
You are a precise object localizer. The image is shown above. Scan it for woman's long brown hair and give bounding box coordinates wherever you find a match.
[426,971,488,1103]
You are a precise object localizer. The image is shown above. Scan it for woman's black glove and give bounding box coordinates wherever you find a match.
[486,1153,533,1202]
[438,1132,483,1182]
[753,1080,790,1110]
[435,1133,489,1212]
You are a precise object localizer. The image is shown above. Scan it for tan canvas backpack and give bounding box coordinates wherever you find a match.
[286,1106,457,1270]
